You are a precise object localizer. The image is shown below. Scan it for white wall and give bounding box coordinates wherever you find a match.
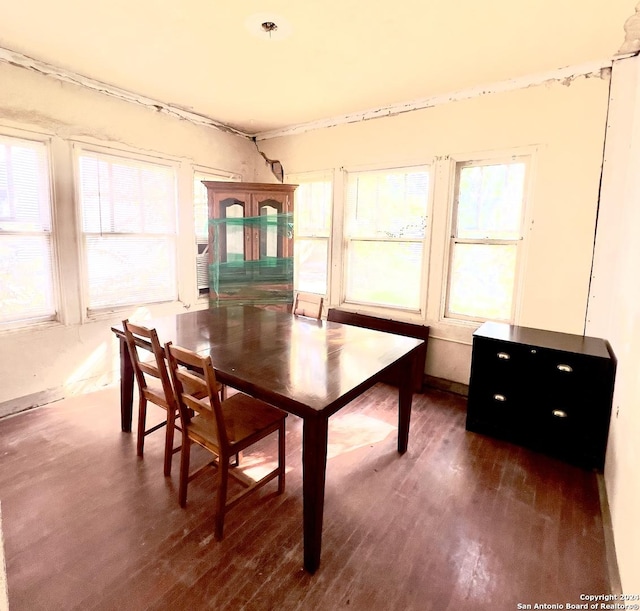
[587,55,640,593]
[0,62,271,408]
[261,75,611,384]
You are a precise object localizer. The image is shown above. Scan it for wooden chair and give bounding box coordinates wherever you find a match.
[293,292,324,320]
[165,342,287,540]
[122,319,181,476]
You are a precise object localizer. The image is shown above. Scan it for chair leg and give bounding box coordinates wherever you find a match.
[136,396,147,457]
[179,436,191,508]
[277,422,286,495]
[214,459,229,541]
[164,408,176,477]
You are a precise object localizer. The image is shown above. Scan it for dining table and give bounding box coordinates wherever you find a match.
[111,305,425,573]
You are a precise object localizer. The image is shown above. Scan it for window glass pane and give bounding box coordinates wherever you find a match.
[292,175,332,296]
[295,181,331,237]
[0,234,54,323]
[194,180,208,240]
[448,243,517,320]
[86,235,176,308]
[0,146,7,218]
[346,168,428,239]
[0,139,51,231]
[79,150,177,310]
[294,239,328,294]
[346,241,422,309]
[225,203,245,262]
[456,162,525,240]
[79,154,175,235]
[0,136,55,325]
[344,166,429,310]
[259,204,279,259]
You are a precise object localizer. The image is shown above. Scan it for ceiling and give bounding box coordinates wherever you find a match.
[1,1,637,136]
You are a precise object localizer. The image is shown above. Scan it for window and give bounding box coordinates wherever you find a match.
[291,173,332,296]
[344,166,429,310]
[445,157,529,322]
[193,170,238,296]
[78,149,178,312]
[0,134,56,326]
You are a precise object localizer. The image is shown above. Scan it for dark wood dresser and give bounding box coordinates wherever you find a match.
[466,321,616,470]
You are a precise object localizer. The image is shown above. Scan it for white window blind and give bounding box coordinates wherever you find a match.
[292,175,332,295]
[0,135,56,325]
[446,158,528,322]
[78,150,178,311]
[344,166,429,310]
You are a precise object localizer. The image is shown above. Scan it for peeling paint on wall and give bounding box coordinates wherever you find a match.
[256,61,614,140]
[618,2,640,55]
[0,46,252,139]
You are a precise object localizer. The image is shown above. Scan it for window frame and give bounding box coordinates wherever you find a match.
[192,166,241,301]
[74,143,181,319]
[341,163,433,316]
[0,127,59,330]
[287,169,334,299]
[443,153,533,324]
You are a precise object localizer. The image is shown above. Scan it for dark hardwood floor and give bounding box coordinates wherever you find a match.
[0,383,612,610]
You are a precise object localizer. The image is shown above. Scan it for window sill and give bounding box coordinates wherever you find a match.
[0,318,62,336]
[84,299,183,323]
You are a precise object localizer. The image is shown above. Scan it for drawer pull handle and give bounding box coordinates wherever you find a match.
[497,352,511,360]
[493,394,506,402]
[552,409,568,418]
[557,364,573,373]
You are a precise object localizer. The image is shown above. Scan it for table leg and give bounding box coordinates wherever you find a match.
[119,337,134,433]
[302,415,329,573]
[398,352,415,454]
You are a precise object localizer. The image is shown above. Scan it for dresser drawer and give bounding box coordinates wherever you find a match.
[466,385,533,443]
[534,349,611,398]
[530,403,608,469]
[471,337,532,382]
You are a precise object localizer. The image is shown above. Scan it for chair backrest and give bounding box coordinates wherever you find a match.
[164,342,229,449]
[122,319,174,408]
[293,292,324,320]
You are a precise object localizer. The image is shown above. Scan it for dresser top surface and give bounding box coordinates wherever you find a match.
[473,321,612,359]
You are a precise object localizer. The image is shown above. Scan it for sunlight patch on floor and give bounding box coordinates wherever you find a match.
[328,413,396,459]
[236,451,288,480]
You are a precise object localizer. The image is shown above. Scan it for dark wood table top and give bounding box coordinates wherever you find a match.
[112,305,424,419]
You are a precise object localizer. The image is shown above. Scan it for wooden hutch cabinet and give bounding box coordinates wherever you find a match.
[466,321,616,470]
[203,181,297,306]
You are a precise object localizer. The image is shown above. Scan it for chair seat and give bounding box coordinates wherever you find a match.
[189,393,286,453]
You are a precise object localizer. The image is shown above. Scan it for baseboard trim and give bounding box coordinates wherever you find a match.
[597,474,622,594]
[0,503,9,611]
[424,375,469,397]
[0,387,64,420]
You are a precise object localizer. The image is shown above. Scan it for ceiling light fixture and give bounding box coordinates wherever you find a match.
[245,13,292,41]
[261,21,278,37]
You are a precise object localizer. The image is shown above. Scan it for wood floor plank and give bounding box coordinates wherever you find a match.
[0,384,612,611]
